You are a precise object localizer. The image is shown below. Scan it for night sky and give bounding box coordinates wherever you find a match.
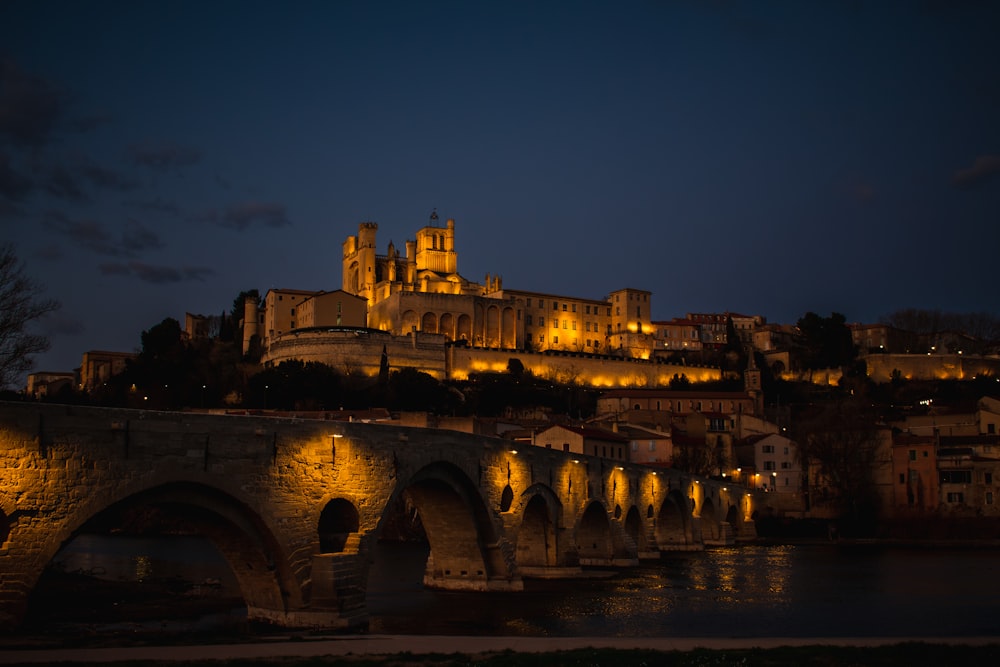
[2,1,999,377]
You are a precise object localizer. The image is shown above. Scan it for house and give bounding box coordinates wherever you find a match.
[532,424,629,461]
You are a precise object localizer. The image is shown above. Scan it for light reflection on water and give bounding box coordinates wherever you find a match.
[38,537,1000,639]
[369,542,1000,638]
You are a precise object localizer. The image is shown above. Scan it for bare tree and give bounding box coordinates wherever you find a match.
[793,398,885,525]
[0,243,60,388]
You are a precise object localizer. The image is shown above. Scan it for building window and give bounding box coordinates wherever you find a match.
[572,321,577,330]
[989,423,996,434]
[563,443,570,452]
[586,322,591,332]
[986,472,993,485]
[562,303,567,311]
[539,334,544,342]
[553,301,558,310]
[764,461,776,471]
[539,316,544,326]
[988,491,994,505]
[616,307,620,316]
[946,492,964,503]
[940,470,973,484]
[572,304,577,312]
[586,305,591,314]
[909,449,916,461]
[553,336,559,344]
[781,461,791,469]
[526,315,533,325]
[553,319,558,328]
[899,473,905,484]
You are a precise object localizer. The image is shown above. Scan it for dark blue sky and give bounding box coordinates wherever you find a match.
[2,1,999,375]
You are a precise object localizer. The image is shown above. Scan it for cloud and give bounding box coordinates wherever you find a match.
[99,261,215,284]
[196,201,291,230]
[43,164,88,201]
[128,141,202,171]
[78,157,139,191]
[33,243,64,261]
[0,58,67,149]
[43,211,114,252]
[68,113,113,133]
[43,211,161,257]
[122,219,163,253]
[952,155,1000,189]
[125,197,181,215]
[39,312,85,337]
[0,151,33,201]
[853,183,876,203]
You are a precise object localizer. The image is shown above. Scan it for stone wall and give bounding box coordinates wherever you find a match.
[262,328,721,387]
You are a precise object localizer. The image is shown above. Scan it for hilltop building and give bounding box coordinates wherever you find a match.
[252,214,721,387]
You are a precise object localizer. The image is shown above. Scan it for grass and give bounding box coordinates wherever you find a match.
[4,643,999,667]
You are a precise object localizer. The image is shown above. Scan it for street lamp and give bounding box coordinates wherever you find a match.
[771,471,777,492]
[264,384,269,409]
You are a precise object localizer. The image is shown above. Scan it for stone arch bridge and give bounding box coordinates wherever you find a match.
[0,403,761,630]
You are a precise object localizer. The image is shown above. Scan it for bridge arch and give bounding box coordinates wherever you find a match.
[380,461,518,590]
[511,483,562,570]
[700,496,721,543]
[34,481,302,623]
[623,505,647,554]
[0,506,9,548]
[318,498,360,553]
[575,500,613,564]
[655,490,693,550]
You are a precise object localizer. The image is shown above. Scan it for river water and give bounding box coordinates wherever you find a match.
[35,536,1000,639]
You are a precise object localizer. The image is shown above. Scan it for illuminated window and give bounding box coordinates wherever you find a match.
[539,334,544,342]
[572,321,576,330]
[552,319,558,328]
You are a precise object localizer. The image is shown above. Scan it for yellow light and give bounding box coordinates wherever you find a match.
[511,450,518,455]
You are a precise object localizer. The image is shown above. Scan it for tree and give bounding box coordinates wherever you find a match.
[793,398,886,531]
[0,243,60,388]
[796,311,856,370]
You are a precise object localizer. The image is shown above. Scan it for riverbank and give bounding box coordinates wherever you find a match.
[1,635,1000,665]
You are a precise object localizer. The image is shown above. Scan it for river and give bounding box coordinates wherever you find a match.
[26,535,1000,640]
